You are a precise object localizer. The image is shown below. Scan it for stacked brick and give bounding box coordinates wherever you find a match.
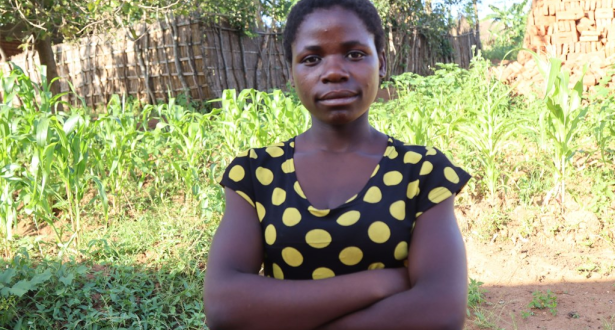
[499,0,615,94]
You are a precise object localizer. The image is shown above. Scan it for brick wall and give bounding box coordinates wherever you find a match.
[525,0,615,62]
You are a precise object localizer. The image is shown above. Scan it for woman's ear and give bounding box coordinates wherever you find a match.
[378,51,387,79]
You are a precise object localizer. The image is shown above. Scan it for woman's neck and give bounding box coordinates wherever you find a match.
[300,113,384,153]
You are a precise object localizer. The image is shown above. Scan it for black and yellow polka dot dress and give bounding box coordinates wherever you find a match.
[218,136,471,280]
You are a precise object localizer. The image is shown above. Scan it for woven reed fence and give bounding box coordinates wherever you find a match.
[4,16,480,107]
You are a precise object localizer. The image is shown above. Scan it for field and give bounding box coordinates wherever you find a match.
[1,54,614,329]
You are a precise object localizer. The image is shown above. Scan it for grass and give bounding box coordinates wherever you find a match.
[1,53,614,328]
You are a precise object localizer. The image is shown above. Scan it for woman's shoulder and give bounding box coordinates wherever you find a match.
[226,137,295,170]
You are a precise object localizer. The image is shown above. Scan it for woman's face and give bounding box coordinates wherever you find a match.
[290,6,386,126]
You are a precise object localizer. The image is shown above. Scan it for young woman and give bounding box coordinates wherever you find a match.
[203,0,471,329]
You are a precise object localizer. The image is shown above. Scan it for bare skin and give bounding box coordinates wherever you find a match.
[203,6,468,330]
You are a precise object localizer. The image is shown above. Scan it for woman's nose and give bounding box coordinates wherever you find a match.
[320,56,349,83]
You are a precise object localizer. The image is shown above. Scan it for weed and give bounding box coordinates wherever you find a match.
[527,290,558,316]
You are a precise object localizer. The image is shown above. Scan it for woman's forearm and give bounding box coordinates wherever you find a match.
[315,281,467,330]
[204,267,409,330]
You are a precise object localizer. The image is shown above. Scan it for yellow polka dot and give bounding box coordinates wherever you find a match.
[312,267,335,280]
[272,188,287,206]
[444,167,460,184]
[264,224,276,245]
[249,149,258,159]
[389,200,406,220]
[428,187,453,204]
[237,149,249,157]
[256,202,266,222]
[337,210,361,226]
[394,241,409,260]
[387,147,399,159]
[308,206,330,217]
[281,159,295,173]
[236,191,255,207]
[294,181,306,199]
[266,147,284,158]
[282,247,303,267]
[272,142,285,147]
[363,186,382,203]
[290,141,295,148]
[426,147,437,156]
[339,247,363,266]
[345,194,357,203]
[419,161,433,175]
[371,164,380,178]
[404,151,422,164]
[407,179,420,199]
[306,229,332,249]
[256,167,274,185]
[383,171,403,186]
[272,263,284,279]
[282,208,301,226]
[368,262,385,270]
[415,212,423,218]
[228,165,245,182]
[215,174,223,183]
[368,221,391,243]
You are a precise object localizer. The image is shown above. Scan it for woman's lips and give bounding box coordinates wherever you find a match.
[317,91,359,106]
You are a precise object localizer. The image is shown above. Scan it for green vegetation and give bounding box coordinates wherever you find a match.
[526,290,558,316]
[482,0,530,61]
[1,52,614,327]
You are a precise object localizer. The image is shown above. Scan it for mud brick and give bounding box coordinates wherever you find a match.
[557,9,585,20]
[553,31,580,43]
[535,15,557,26]
[581,29,603,36]
[595,8,614,19]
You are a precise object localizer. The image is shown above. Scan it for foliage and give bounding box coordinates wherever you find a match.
[533,54,588,205]
[0,250,205,329]
[373,0,463,60]
[527,290,558,316]
[482,0,530,60]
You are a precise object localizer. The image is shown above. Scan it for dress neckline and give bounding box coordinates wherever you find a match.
[287,136,394,212]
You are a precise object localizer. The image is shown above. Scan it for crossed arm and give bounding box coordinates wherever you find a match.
[203,187,467,330]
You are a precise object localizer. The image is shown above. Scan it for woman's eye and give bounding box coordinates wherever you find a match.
[347,51,365,60]
[301,56,320,65]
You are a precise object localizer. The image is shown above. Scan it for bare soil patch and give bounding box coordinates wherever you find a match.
[465,237,615,329]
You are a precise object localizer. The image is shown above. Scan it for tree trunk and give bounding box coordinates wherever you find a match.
[34,37,61,99]
[473,0,482,51]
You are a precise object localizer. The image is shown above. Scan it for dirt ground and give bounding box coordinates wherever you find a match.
[464,237,615,330]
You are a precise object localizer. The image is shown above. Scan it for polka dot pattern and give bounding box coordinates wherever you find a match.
[229,165,245,182]
[337,210,361,226]
[339,247,363,266]
[368,221,391,243]
[282,208,302,227]
[312,267,335,280]
[218,138,471,280]
[306,229,332,249]
[363,186,382,203]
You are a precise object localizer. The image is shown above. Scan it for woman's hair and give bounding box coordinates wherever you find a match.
[282,0,385,63]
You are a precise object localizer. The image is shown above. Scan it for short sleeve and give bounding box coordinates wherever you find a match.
[218,150,256,208]
[414,147,471,215]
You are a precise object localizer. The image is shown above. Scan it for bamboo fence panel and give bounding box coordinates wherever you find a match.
[3,17,480,108]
